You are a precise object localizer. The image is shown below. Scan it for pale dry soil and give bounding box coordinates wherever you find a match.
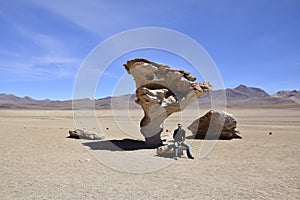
[0,108,299,199]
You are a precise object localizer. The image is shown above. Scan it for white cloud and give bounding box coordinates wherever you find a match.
[0,57,79,82]
[0,4,82,82]
[33,55,80,66]
[12,23,70,56]
[31,0,131,37]
[30,0,196,37]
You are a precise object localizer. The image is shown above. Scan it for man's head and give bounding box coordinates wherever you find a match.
[178,123,182,129]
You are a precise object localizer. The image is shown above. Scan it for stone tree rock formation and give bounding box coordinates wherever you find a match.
[187,110,242,140]
[124,58,212,146]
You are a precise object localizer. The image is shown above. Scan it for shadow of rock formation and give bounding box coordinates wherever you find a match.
[83,138,163,151]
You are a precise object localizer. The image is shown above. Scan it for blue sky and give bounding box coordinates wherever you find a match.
[0,0,299,100]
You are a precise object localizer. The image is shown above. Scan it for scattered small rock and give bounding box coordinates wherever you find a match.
[157,144,184,157]
[68,129,105,140]
[269,132,272,135]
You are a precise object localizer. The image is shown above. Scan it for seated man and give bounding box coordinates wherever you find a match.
[173,123,194,160]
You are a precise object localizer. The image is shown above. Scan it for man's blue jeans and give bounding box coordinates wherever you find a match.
[174,141,192,158]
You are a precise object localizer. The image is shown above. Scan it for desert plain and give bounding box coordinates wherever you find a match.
[0,107,299,199]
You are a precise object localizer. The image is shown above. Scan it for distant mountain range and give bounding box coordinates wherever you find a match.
[199,85,300,108]
[0,85,299,110]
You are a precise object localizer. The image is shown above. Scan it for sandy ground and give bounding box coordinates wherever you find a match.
[0,108,299,199]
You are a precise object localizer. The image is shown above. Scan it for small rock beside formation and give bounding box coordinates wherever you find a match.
[156,144,184,157]
[188,110,242,140]
[68,129,105,140]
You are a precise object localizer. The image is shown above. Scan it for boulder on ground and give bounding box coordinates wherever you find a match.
[68,129,105,140]
[188,110,242,140]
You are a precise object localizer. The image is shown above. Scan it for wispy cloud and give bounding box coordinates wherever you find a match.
[0,56,79,82]
[31,0,194,37]
[9,20,71,56]
[0,2,83,82]
[0,25,80,81]
[31,0,130,37]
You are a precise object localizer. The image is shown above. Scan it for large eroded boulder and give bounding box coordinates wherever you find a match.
[188,110,242,140]
[124,58,212,146]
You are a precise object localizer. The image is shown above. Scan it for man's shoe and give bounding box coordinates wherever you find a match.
[188,156,194,159]
[174,157,178,160]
